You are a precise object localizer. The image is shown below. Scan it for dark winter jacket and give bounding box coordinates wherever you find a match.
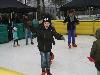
[33,25,63,53]
[63,16,79,30]
[23,18,32,30]
[90,29,100,71]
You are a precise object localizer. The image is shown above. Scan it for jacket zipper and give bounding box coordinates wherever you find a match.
[44,32,45,50]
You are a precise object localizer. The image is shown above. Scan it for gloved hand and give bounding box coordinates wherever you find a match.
[87,56,95,63]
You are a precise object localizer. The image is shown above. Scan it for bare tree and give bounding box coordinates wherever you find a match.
[36,0,46,20]
[36,0,41,19]
[42,0,45,14]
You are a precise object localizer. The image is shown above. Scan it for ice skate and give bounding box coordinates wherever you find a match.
[17,44,20,46]
[68,44,71,48]
[72,43,77,47]
[41,68,46,75]
[46,69,52,75]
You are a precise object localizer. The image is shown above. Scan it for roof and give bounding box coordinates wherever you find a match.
[60,0,100,11]
[0,0,37,12]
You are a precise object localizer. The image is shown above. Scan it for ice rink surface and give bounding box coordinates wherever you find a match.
[0,35,97,75]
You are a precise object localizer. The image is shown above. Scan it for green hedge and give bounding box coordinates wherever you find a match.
[0,24,8,44]
[0,25,7,32]
[0,32,8,44]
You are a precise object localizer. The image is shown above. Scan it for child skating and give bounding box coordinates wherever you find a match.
[32,17,65,75]
[13,27,20,47]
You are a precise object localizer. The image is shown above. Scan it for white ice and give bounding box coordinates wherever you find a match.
[0,35,97,75]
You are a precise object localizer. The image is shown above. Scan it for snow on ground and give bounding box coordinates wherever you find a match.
[0,35,97,75]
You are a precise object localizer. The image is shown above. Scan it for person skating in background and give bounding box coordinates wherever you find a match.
[32,15,39,38]
[32,17,65,75]
[13,27,20,47]
[23,14,34,45]
[90,29,100,75]
[63,9,79,48]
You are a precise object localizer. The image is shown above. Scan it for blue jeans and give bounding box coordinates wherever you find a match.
[25,28,33,44]
[40,52,50,68]
[68,30,75,45]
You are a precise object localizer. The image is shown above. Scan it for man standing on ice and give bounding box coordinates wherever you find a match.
[63,9,79,48]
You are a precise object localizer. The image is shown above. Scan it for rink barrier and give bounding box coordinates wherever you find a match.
[0,67,24,75]
[52,20,100,35]
[0,25,8,44]
[93,21,100,33]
